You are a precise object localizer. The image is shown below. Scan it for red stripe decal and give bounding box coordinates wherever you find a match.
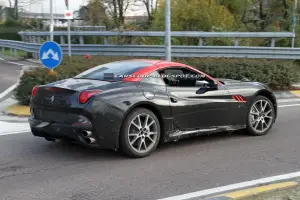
[238,95,246,102]
[232,95,246,102]
[240,95,246,102]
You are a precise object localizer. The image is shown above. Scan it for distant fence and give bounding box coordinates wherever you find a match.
[0,31,299,60]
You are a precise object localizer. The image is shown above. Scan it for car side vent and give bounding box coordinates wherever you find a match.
[232,95,246,102]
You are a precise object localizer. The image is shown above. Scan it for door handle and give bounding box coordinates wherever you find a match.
[170,97,178,103]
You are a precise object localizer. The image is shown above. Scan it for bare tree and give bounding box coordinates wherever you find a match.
[100,0,137,28]
[138,0,156,23]
[6,0,43,19]
[282,0,288,18]
[7,0,13,7]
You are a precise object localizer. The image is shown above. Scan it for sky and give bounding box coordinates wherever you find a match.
[19,0,87,14]
[0,0,147,15]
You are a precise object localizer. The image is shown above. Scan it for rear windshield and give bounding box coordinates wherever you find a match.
[74,61,151,81]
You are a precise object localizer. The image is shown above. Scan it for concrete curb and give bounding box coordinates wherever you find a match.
[0,62,33,117]
[291,90,300,97]
[2,103,30,117]
[0,64,37,102]
[274,90,300,99]
[25,59,42,64]
[203,181,299,200]
[157,172,300,200]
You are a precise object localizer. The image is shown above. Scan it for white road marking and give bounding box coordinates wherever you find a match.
[0,83,17,100]
[278,104,300,108]
[0,121,30,136]
[0,130,29,136]
[157,171,300,200]
[0,56,24,65]
[7,61,24,66]
[277,98,300,103]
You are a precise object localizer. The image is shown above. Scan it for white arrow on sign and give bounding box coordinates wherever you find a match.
[41,49,59,61]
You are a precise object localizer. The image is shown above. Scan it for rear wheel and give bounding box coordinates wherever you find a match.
[120,108,161,158]
[246,95,275,136]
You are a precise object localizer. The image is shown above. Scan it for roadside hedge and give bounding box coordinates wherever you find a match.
[14,56,300,105]
[0,26,22,41]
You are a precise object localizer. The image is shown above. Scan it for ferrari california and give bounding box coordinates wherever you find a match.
[29,59,277,158]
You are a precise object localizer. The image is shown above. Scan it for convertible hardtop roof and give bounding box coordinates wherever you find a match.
[129,59,187,67]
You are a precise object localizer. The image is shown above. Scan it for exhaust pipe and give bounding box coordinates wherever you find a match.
[81,130,92,137]
[85,137,96,144]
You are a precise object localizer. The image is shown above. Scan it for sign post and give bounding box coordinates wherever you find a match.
[165,0,171,61]
[292,0,298,48]
[64,9,72,62]
[39,41,63,73]
[50,0,54,41]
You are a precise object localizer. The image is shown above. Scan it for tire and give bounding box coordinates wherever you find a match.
[245,95,275,136]
[119,108,161,158]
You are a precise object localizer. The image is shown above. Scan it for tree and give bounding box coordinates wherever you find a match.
[87,1,108,26]
[238,0,295,31]
[99,0,137,28]
[149,0,234,46]
[6,0,13,8]
[137,0,158,24]
[152,0,234,31]
[6,0,43,19]
[217,0,242,13]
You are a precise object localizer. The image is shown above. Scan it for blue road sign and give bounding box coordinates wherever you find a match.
[39,41,63,69]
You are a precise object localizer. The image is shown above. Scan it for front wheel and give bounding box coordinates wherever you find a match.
[119,108,161,158]
[246,95,275,136]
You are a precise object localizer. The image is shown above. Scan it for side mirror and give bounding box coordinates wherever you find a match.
[196,87,208,94]
[195,80,209,87]
[196,80,218,94]
[208,81,218,89]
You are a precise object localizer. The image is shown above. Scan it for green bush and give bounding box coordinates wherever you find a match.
[14,56,300,105]
[0,26,22,40]
[179,58,300,90]
[0,17,29,40]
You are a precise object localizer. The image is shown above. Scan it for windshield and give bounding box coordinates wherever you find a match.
[74,61,152,81]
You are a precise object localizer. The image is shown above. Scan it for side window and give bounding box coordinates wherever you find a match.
[141,71,165,86]
[159,67,212,87]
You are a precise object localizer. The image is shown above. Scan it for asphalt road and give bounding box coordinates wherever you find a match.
[0,102,300,200]
[0,58,22,94]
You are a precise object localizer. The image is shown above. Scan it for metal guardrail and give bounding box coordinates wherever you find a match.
[1,39,300,59]
[18,31,295,47]
[0,31,298,59]
[19,31,294,38]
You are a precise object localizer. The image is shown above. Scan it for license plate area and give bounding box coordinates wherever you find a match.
[33,109,78,124]
[36,87,76,107]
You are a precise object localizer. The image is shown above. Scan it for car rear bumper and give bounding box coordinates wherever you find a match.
[29,117,98,147]
[29,100,125,150]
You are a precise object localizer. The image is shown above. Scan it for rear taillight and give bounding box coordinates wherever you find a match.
[79,90,102,104]
[31,86,39,97]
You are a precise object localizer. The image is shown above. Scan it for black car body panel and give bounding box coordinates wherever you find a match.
[29,60,277,150]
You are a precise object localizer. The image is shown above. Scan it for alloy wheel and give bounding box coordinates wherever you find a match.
[128,114,158,154]
[249,99,274,133]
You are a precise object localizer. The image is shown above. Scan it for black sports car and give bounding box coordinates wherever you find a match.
[29,59,277,158]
